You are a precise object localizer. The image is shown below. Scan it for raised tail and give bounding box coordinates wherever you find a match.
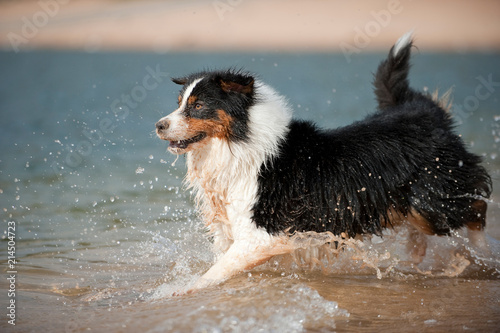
[373,31,416,110]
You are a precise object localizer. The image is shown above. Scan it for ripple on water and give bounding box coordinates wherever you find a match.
[148,279,349,333]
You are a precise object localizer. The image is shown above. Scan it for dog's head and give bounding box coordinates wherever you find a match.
[156,70,255,154]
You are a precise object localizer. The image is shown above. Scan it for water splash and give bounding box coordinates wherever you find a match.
[171,153,180,167]
[282,231,398,279]
[140,221,500,302]
[140,230,179,258]
[149,280,349,333]
[266,226,500,279]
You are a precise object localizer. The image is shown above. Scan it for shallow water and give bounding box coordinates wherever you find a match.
[1,51,500,332]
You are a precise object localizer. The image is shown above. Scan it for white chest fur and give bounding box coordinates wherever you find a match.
[185,138,264,253]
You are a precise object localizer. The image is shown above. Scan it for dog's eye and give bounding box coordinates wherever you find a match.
[194,103,203,110]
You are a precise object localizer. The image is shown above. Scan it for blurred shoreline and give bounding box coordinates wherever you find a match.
[1,0,500,53]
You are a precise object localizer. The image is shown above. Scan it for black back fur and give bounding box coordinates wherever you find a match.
[252,40,492,236]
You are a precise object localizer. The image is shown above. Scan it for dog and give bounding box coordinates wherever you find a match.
[155,32,491,292]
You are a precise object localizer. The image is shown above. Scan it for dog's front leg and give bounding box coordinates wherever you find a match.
[187,241,273,292]
[185,232,292,294]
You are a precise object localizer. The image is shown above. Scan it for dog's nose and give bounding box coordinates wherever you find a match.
[156,120,169,132]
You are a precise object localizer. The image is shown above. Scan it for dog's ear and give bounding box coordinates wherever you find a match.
[220,78,254,95]
[172,77,188,85]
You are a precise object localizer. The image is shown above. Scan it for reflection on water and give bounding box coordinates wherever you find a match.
[1,51,499,332]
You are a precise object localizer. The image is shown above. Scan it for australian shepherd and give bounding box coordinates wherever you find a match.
[155,32,491,293]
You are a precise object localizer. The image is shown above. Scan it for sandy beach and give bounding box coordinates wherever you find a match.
[1,0,500,53]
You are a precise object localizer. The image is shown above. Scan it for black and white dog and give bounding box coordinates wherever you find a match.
[156,32,491,292]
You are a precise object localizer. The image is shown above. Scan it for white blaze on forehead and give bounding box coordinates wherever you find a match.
[155,77,204,140]
[179,77,203,112]
[157,77,204,127]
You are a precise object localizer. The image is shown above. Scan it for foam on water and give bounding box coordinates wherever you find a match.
[148,281,349,333]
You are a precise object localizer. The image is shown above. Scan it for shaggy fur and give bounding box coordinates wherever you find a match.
[155,32,491,293]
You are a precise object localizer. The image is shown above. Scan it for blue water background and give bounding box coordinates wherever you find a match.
[1,50,499,261]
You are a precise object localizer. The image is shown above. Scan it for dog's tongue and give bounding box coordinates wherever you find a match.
[169,140,188,149]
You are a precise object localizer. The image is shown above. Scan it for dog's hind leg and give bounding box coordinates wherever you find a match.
[404,209,436,264]
[406,225,428,265]
[466,200,490,253]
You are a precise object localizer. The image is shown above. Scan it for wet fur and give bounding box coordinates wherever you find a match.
[155,33,492,293]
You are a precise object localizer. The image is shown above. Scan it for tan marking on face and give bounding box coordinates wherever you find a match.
[186,109,233,141]
[187,95,198,106]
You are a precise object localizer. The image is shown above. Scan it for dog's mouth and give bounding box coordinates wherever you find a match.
[168,133,207,152]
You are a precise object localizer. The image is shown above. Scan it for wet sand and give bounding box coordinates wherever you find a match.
[1,0,500,52]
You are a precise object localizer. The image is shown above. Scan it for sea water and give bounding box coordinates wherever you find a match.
[1,50,499,332]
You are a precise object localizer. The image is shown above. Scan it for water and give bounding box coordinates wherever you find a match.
[1,50,500,332]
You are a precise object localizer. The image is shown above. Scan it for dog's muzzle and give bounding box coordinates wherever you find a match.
[155,119,169,134]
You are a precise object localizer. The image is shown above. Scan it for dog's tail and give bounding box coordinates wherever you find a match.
[373,31,418,110]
